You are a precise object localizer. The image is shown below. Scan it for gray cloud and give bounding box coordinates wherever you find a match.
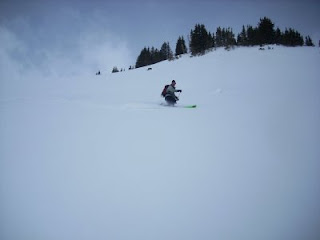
[0,7,132,88]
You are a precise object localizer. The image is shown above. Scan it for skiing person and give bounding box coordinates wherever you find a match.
[165,80,182,105]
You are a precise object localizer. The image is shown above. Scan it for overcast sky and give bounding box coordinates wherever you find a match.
[0,0,319,76]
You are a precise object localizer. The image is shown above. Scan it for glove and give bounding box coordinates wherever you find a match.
[177,90,182,92]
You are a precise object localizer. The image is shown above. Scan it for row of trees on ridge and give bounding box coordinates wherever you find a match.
[112,17,315,72]
[135,42,174,68]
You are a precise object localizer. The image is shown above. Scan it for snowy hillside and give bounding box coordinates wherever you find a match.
[1,46,320,240]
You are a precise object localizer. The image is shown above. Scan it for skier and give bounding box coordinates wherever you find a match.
[165,80,182,105]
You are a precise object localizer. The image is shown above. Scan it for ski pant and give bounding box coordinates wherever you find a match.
[165,95,177,105]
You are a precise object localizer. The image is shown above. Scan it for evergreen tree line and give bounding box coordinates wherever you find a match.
[130,17,314,70]
[189,25,237,55]
[237,17,313,47]
[135,42,175,68]
[135,36,189,68]
[189,24,214,55]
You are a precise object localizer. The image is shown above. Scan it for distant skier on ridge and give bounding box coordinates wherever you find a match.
[164,80,182,105]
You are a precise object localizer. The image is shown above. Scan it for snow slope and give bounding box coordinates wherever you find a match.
[1,46,320,240]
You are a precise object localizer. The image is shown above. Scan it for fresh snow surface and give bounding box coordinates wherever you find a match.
[1,46,320,240]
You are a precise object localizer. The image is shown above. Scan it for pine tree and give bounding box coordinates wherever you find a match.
[305,35,314,46]
[257,17,275,45]
[274,27,282,45]
[246,25,258,46]
[282,28,304,46]
[153,48,162,63]
[182,36,188,53]
[216,27,236,47]
[210,32,215,48]
[136,47,151,68]
[112,66,119,73]
[160,42,173,60]
[136,42,175,68]
[225,28,236,47]
[215,27,222,47]
[175,36,188,56]
[189,24,201,54]
[190,24,213,55]
[237,25,248,46]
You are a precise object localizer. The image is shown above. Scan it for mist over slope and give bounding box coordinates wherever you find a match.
[1,46,320,240]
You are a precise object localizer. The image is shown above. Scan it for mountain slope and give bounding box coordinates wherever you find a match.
[1,46,320,240]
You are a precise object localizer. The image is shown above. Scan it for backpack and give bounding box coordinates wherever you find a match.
[161,85,169,97]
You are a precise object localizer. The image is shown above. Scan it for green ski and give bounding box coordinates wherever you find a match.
[184,105,197,108]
